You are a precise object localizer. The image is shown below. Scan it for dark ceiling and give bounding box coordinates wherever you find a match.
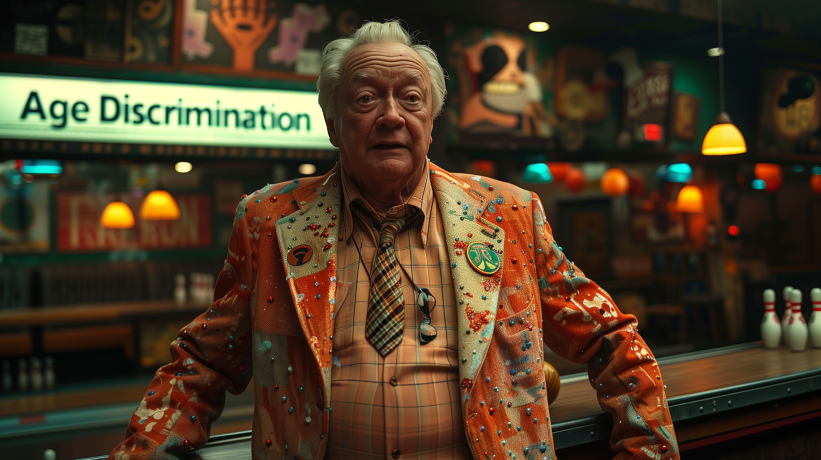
[361,0,821,63]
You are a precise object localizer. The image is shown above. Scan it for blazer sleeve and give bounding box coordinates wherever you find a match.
[531,193,679,459]
[108,205,255,460]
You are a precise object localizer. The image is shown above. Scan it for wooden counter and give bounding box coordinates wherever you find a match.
[0,300,209,367]
[0,300,208,328]
[76,342,821,460]
[549,343,821,457]
[550,342,821,428]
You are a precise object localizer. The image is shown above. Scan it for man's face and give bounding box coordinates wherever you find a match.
[326,42,434,188]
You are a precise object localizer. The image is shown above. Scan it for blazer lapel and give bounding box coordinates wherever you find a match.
[274,166,342,386]
[429,164,505,386]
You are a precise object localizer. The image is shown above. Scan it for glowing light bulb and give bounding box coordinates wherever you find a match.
[298,164,316,175]
[528,22,549,32]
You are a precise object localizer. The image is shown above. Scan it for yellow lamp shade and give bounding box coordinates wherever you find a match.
[676,185,704,213]
[601,168,630,196]
[100,201,135,229]
[140,190,180,220]
[702,120,746,155]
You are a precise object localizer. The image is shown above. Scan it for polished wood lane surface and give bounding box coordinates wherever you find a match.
[548,344,821,424]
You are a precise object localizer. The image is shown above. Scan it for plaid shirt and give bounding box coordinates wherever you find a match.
[328,162,471,458]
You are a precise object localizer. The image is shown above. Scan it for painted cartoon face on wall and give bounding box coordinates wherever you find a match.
[467,36,527,114]
[457,35,550,137]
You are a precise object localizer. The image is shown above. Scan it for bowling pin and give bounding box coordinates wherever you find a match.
[761,289,781,348]
[44,356,55,390]
[18,358,28,392]
[174,273,187,306]
[30,357,43,392]
[781,286,793,345]
[189,273,201,304]
[206,274,214,302]
[787,289,808,352]
[810,288,821,348]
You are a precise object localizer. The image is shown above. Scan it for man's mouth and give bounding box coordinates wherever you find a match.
[371,143,406,150]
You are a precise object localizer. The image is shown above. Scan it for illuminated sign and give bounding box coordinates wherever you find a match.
[0,73,333,150]
[642,124,662,142]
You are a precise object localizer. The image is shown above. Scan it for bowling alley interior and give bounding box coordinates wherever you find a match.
[2,0,821,459]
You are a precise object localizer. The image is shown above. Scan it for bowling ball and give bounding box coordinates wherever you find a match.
[543,361,561,404]
[601,168,630,196]
[811,174,821,194]
[565,167,586,193]
[547,162,570,182]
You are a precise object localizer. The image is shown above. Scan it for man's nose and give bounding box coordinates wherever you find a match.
[378,97,405,129]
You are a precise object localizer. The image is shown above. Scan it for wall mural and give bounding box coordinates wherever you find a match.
[444,24,675,153]
[125,0,174,63]
[445,25,556,147]
[3,0,126,60]
[182,0,357,74]
[756,67,821,154]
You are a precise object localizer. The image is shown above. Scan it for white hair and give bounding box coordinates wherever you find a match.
[317,20,447,119]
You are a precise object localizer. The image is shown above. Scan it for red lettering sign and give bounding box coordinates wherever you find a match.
[56,193,212,251]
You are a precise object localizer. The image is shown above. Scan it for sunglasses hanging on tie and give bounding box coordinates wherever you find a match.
[416,287,437,345]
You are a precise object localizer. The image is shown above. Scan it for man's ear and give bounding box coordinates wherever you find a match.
[325,117,339,148]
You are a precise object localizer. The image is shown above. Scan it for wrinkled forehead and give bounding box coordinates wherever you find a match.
[340,42,430,89]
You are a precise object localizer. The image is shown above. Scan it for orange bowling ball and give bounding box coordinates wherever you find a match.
[543,361,561,405]
[601,168,630,196]
[812,174,821,194]
[754,163,782,193]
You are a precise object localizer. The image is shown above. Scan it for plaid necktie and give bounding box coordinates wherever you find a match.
[365,207,419,357]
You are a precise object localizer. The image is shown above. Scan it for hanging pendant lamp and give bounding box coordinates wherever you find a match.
[140,190,180,220]
[100,201,135,229]
[702,0,746,156]
[676,185,704,213]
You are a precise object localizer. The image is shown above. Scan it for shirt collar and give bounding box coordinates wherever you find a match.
[340,159,434,247]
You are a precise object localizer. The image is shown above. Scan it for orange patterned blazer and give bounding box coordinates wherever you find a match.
[109,162,678,460]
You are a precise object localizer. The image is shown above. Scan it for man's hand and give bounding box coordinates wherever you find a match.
[210,0,278,71]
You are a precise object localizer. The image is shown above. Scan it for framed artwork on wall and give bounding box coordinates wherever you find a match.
[556,199,612,277]
[756,65,821,155]
[181,0,360,77]
[670,92,701,142]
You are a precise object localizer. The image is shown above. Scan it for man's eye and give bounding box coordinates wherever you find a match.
[358,95,372,103]
[408,95,419,103]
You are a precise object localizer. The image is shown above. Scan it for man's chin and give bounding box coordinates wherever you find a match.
[367,156,418,178]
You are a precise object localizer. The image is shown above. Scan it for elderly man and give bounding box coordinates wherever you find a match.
[110,20,678,460]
